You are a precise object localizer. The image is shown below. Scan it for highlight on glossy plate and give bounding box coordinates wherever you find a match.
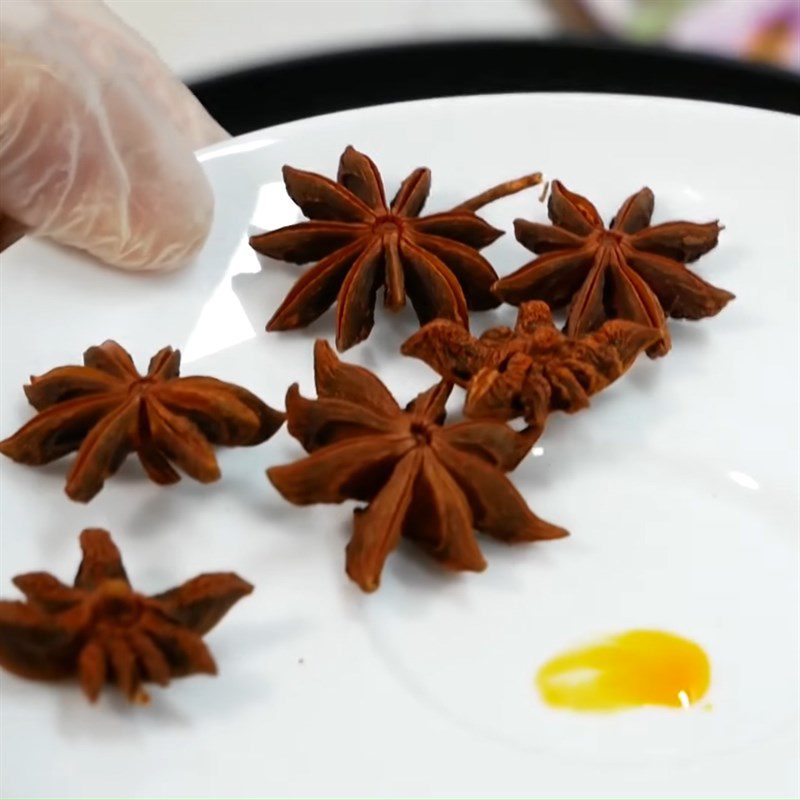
[0,94,798,797]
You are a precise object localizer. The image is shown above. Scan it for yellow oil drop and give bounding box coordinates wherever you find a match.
[536,629,710,712]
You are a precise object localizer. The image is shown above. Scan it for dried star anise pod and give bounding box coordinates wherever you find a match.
[250,145,542,351]
[0,341,284,502]
[402,300,662,437]
[492,181,735,356]
[267,340,566,592]
[0,528,252,704]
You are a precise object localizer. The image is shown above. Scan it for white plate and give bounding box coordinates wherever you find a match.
[1,94,798,799]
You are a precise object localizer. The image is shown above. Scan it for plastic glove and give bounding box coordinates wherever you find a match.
[0,0,227,270]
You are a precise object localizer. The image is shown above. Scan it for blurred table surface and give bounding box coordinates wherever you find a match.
[108,0,799,135]
[107,0,557,82]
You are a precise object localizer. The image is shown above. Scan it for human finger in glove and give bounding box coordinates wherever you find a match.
[0,0,226,270]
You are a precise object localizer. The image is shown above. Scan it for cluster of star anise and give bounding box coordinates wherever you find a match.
[257,149,732,589]
[251,148,733,358]
[0,343,275,702]
[0,146,734,703]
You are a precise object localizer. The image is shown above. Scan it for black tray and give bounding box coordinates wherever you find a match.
[190,38,800,135]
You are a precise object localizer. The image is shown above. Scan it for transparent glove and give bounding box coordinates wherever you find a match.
[0,0,227,270]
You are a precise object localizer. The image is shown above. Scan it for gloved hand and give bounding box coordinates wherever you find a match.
[0,0,227,270]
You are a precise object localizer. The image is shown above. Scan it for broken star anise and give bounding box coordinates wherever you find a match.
[250,145,542,351]
[267,339,566,592]
[0,528,252,704]
[492,181,735,356]
[0,340,285,502]
[402,300,661,437]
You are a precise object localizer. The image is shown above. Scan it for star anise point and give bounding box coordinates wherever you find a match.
[0,341,285,502]
[251,147,543,351]
[0,528,252,703]
[402,300,660,433]
[268,339,565,591]
[494,181,734,357]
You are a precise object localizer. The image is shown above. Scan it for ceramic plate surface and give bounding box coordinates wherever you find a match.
[1,94,798,799]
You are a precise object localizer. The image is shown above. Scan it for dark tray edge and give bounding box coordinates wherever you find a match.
[190,38,800,135]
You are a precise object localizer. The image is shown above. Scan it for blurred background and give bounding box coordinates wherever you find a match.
[108,0,799,83]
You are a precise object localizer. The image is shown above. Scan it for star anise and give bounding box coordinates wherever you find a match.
[0,341,285,502]
[492,181,735,356]
[0,528,252,704]
[402,300,661,437]
[267,340,566,592]
[250,146,542,351]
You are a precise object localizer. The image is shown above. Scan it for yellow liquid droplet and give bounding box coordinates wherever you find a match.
[536,629,710,712]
